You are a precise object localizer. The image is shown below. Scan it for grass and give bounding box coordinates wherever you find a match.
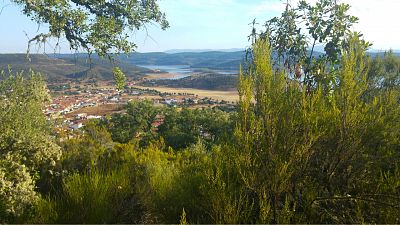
[132,85,238,102]
[144,73,183,80]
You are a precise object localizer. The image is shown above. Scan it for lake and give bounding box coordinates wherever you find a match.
[138,64,237,80]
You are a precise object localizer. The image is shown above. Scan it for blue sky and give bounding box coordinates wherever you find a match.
[0,0,399,53]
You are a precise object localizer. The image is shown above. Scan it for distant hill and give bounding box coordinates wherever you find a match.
[0,54,82,81]
[52,54,150,80]
[164,48,245,54]
[118,50,332,71]
[0,54,149,82]
[118,51,246,70]
[2,49,398,83]
[368,51,400,58]
[313,45,400,57]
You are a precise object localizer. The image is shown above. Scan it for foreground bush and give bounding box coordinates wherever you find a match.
[0,70,61,223]
[203,36,400,223]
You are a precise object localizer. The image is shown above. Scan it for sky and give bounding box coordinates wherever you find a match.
[0,0,399,53]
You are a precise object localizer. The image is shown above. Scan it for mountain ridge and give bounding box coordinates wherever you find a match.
[1,50,399,82]
[0,54,149,82]
[164,48,245,54]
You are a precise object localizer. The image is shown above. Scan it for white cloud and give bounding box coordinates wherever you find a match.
[344,0,400,49]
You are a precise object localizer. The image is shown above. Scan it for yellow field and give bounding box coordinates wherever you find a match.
[132,85,239,102]
[144,73,181,80]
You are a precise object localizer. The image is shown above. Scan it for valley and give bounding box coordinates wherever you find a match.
[1,51,243,132]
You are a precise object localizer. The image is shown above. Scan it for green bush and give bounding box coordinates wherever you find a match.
[0,70,61,222]
[40,167,148,223]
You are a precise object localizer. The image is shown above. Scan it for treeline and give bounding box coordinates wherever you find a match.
[1,34,399,223]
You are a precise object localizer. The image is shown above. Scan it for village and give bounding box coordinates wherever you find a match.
[45,81,236,133]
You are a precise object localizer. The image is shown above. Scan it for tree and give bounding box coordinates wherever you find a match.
[11,0,169,56]
[105,100,159,145]
[61,120,114,173]
[113,67,126,92]
[158,108,233,150]
[254,0,368,91]
[367,51,400,92]
[0,70,61,222]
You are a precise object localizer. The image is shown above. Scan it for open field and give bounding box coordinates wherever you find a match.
[65,104,125,117]
[132,85,239,102]
[144,72,182,80]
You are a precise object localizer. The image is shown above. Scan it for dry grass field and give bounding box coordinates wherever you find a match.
[144,73,182,80]
[65,104,125,117]
[132,85,239,102]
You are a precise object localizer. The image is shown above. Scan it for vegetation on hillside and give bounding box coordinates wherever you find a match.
[143,73,239,91]
[0,54,149,82]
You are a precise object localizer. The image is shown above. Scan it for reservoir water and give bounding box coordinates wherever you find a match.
[138,64,237,80]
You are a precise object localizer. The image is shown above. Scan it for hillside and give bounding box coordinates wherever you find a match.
[0,51,336,88]
[118,51,246,70]
[143,73,239,91]
[164,48,245,53]
[0,54,149,82]
[2,50,397,84]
